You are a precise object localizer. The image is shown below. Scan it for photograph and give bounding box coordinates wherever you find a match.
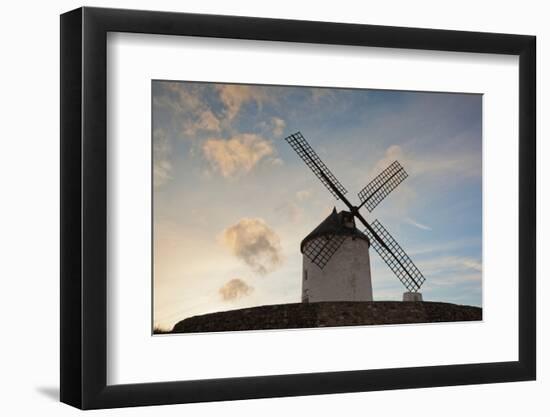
[152,80,483,334]
[51,3,538,412]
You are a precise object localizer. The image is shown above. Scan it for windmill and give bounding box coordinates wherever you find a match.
[283,131,425,302]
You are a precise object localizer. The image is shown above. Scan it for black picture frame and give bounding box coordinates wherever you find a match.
[60,6,536,410]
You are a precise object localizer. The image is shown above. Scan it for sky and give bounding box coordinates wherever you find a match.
[152,80,482,330]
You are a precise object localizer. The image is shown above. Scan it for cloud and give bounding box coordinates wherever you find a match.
[153,129,172,188]
[183,109,221,135]
[155,82,222,136]
[364,143,480,217]
[270,117,286,137]
[220,218,284,274]
[276,201,304,223]
[295,189,312,201]
[216,84,269,120]
[404,217,432,231]
[419,255,482,275]
[408,238,481,256]
[369,145,405,178]
[275,189,313,223]
[270,157,284,166]
[458,258,482,272]
[202,134,274,177]
[310,87,334,103]
[372,253,481,292]
[219,278,254,301]
[157,82,277,135]
[371,144,480,180]
[258,117,287,138]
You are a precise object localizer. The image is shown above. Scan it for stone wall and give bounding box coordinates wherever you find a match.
[170,301,482,334]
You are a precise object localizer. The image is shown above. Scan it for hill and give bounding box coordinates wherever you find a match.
[168,301,482,334]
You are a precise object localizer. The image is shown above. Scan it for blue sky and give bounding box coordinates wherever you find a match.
[152,81,482,330]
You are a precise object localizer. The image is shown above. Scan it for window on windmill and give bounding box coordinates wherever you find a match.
[304,269,308,280]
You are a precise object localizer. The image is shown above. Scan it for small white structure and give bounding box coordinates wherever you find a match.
[403,292,423,302]
[301,208,373,303]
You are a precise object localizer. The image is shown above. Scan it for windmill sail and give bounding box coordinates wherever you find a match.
[363,219,425,292]
[284,132,348,200]
[358,161,408,212]
[303,234,348,270]
[283,131,426,291]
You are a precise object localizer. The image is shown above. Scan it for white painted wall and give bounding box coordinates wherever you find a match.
[0,1,546,416]
[302,237,373,302]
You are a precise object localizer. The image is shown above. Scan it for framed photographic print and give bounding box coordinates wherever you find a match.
[60,6,536,409]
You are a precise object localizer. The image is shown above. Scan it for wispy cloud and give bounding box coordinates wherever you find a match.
[408,237,481,256]
[258,116,287,138]
[216,84,269,121]
[419,255,482,275]
[219,278,254,301]
[153,128,172,188]
[275,189,314,223]
[422,272,481,291]
[457,258,482,272]
[295,189,312,201]
[270,117,286,137]
[155,82,222,137]
[276,201,304,223]
[370,143,481,180]
[202,134,274,177]
[220,218,284,274]
[183,109,221,135]
[363,142,480,219]
[310,87,334,103]
[404,217,432,231]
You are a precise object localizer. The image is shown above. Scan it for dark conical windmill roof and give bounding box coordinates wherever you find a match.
[300,208,370,253]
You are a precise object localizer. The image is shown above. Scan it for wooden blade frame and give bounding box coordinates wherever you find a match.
[284,132,348,200]
[303,235,348,269]
[363,220,425,292]
[358,161,408,212]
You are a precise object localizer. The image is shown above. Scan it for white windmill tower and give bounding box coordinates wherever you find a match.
[283,132,426,303]
[301,208,373,302]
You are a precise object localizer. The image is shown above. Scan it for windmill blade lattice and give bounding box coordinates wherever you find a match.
[363,220,425,292]
[283,131,426,291]
[303,235,348,269]
[358,161,408,212]
[284,132,348,200]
